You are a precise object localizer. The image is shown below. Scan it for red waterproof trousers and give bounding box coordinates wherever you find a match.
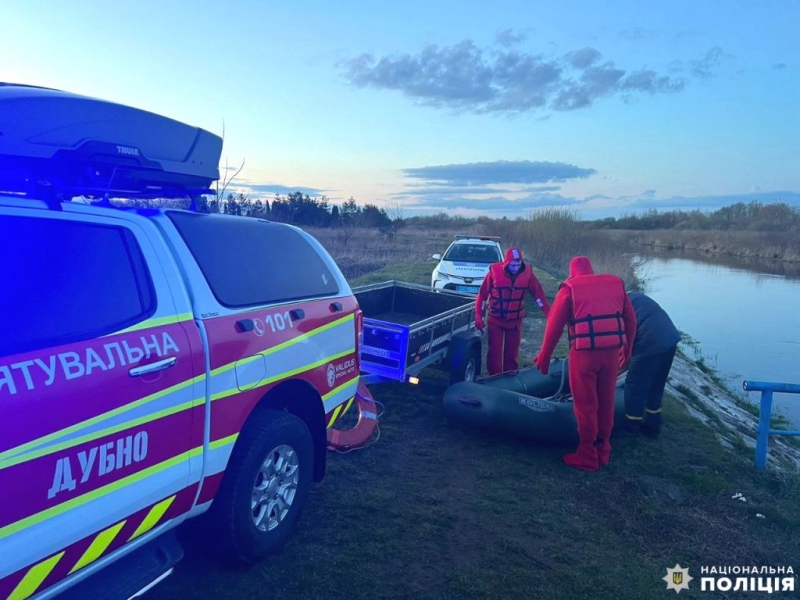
[487,317,523,375]
[568,347,619,444]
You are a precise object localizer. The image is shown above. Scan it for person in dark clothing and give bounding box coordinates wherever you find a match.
[619,292,681,437]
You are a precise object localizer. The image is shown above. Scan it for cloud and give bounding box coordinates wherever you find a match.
[625,190,800,210]
[495,29,527,47]
[411,193,585,211]
[773,62,788,70]
[402,160,596,185]
[565,47,602,69]
[392,186,518,197]
[394,183,562,199]
[342,40,706,113]
[522,185,562,193]
[229,182,328,197]
[689,46,727,79]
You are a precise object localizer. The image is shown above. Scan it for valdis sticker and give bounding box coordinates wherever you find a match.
[333,358,356,381]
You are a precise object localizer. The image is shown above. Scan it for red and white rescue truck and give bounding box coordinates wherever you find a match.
[0,83,367,599]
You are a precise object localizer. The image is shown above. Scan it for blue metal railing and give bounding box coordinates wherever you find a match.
[742,380,800,471]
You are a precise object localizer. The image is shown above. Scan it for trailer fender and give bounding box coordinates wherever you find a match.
[446,332,482,383]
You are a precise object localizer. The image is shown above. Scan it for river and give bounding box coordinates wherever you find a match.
[634,251,800,428]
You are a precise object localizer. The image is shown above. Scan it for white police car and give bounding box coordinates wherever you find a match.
[431,235,503,294]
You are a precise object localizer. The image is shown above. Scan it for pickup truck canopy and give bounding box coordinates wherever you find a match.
[0,83,223,199]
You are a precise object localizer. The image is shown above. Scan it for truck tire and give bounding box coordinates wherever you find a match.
[210,409,313,564]
[449,344,481,385]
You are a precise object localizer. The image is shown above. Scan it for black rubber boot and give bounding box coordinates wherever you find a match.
[614,418,641,438]
[641,420,661,437]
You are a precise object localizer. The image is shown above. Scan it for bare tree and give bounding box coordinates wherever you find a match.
[214,121,245,204]
[337,198,359,247]
[385,200,407,223]
[383,200,407,240]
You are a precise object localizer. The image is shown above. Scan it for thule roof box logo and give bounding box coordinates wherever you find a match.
[116,145,140,156]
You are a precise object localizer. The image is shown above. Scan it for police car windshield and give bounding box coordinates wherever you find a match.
[443,244,501,264]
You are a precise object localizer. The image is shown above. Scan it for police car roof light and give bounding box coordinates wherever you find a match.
[0,83,223,202]
[454,235,501,242]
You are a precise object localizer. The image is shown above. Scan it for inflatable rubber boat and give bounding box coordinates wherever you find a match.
[442,357,626,445]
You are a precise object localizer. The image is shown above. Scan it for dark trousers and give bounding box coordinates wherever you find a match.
[623,345,677,427]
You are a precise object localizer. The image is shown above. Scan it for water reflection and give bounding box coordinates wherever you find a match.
[634,251,800,427]
[636,248,800,281]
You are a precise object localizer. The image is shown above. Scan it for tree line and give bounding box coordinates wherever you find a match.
[125,192,799,235]
[195,192,395,229]
[592,201,800,233]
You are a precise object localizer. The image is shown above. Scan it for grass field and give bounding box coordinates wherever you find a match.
[148,235,800,600]
[152,385,800,599]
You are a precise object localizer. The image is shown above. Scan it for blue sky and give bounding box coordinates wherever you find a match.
[3,0,799,218]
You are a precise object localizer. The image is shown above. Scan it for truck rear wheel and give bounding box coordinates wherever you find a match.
[211,409,313,564]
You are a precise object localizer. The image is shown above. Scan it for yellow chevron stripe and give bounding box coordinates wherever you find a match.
[8,552,64,600]
[128,496,176,542]
[109,313,194,337]
[327,396,356,429]
[69,521,126,574]
[0,447,202,541]
[327,405,343,429]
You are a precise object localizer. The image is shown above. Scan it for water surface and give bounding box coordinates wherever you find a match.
[636,251,800,427]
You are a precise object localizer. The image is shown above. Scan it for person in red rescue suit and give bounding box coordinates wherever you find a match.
[533,256,637,472]
[475,247,550,376]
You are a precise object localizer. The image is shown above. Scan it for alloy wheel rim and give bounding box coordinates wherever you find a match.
[250,444,299,532]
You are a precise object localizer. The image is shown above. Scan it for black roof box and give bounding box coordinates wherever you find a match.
[0,83,223,199]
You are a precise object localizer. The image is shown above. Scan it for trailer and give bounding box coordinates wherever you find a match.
[353,280,482,385]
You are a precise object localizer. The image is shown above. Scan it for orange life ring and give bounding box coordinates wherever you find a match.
[327,381,378,451]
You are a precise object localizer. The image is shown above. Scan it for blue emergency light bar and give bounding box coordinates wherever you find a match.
[0,83,223,202]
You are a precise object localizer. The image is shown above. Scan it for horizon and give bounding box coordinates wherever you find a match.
[3,1,798,219]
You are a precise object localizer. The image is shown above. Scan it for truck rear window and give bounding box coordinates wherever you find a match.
[168,212,339,307]
[0,215,156,357]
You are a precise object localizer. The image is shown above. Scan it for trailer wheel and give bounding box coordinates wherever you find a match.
[450,344,481,384]
[210,409,313,564]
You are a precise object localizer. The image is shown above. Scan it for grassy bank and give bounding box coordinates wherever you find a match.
[311,208,642,288]
[605,228,800,263]
[152,378,800,600]
[147,251,799,600]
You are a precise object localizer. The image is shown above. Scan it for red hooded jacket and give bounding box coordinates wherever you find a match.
[475,247,550,322]
[537,256,637,362]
